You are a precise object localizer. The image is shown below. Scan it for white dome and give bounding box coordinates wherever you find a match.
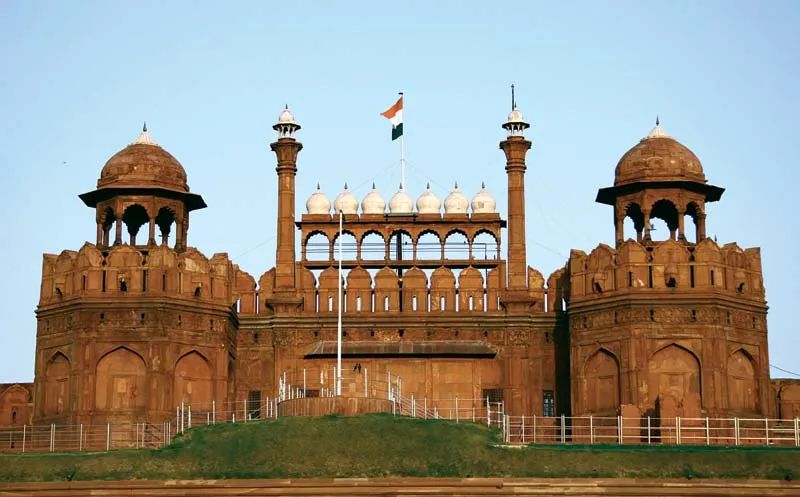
[361,183,386,214]
[444,182,469,214]
[389,184,413,214]
[333,183,358,214]
[416,183,441,214]
[278,105,296,124]
[306,183,331,214]
[507,107,525,123]
[470,181,496,214]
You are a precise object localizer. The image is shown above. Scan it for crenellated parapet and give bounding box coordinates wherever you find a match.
[39,243,255,310]
[568,238,765,304]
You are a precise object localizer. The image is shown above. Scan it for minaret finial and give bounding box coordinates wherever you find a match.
[482,180,486,189]
[316,182,320,190]
[511,84,516,110]
[426,181,430,189]
[656,115,660,126]
[454,181,459,189]
[143,121,147,132]
[344,182,348,190]
[372,182,376,189]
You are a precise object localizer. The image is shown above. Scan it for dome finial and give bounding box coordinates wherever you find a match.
[656,115,660,127]
[482,180,486,189]
[344,182,349,190]
[316,182,320,190]
[454,181,459,189]
[426,181,431,189]
[132,122,158,146]
[372,182,376,189]
[143,121,147,132]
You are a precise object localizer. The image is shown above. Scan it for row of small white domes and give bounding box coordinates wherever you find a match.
[306,182,496,215]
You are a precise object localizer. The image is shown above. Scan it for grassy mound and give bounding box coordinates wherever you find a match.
[1,414,799,482]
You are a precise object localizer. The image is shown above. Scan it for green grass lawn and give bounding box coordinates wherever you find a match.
[1,414,799,482]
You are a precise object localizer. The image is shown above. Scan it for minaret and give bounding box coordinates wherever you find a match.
[270,106,302,290]
[499,88,532,291]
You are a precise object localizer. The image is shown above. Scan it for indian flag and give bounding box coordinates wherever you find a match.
[381,95,403,140]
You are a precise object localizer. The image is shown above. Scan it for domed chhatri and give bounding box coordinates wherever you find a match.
[389,184,413,214]
[333,183,359,214]
[444,182,469,214]
[98,124,189,193]
[361,183,386,214]
[614,120,705,187]
[416,183,441,214]
[471,181,496,214]
[273,105,301,138]
[306,183,331,214]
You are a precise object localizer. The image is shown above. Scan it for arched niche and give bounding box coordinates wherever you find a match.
[44,352,70,416]
[647,344,701,407]
[727,349,758,413]
[584,349,620,414]
[174,351,213,408]
[95,347,146,410]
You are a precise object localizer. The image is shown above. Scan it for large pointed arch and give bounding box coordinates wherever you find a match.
[727,348,758,413]
[583,348,620,414]
[647,343,701,407]
[95,346,146,410]
[43,351,70,416]
[174,350,213,408]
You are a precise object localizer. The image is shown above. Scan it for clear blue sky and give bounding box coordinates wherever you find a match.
[1,1,798,382]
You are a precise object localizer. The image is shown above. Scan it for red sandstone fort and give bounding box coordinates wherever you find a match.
[1,103,798,429]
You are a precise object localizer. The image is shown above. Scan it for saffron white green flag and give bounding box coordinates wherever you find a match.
[381,96,403,140]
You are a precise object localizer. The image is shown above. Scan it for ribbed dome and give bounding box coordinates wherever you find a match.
[98,127,188,192]
[361,183,386,214]
[416,183,441,214]
[614,122,705,187]
[444,182,469,214]
[470,181,496,213]
[389,185,413,214]
[333,183,358,214]
[306,183,331,214]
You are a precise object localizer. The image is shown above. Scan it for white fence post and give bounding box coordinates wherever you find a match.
[21,424,26,453]
[676,416,681,445]
[705,417,710,446]
[303,368,307,397]
[617,415,623,444]
[533,415,537,444]
[590,415,594,444]
[560,414,566,444]
[765,417,770,446]
[364,368,368,397]
[243,399,247,422]
[50,423,55,452]
[647,416,651,445]
[735,417,740,446]
[521,415,525,444]
[455,397,459,423]
[188,405,192,429]
[106,423,110,451]
[212,400,216,425]
[795,418,799,447]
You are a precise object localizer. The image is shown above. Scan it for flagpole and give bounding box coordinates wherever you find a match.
[336,209,343,397]
[399,92,405,188]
